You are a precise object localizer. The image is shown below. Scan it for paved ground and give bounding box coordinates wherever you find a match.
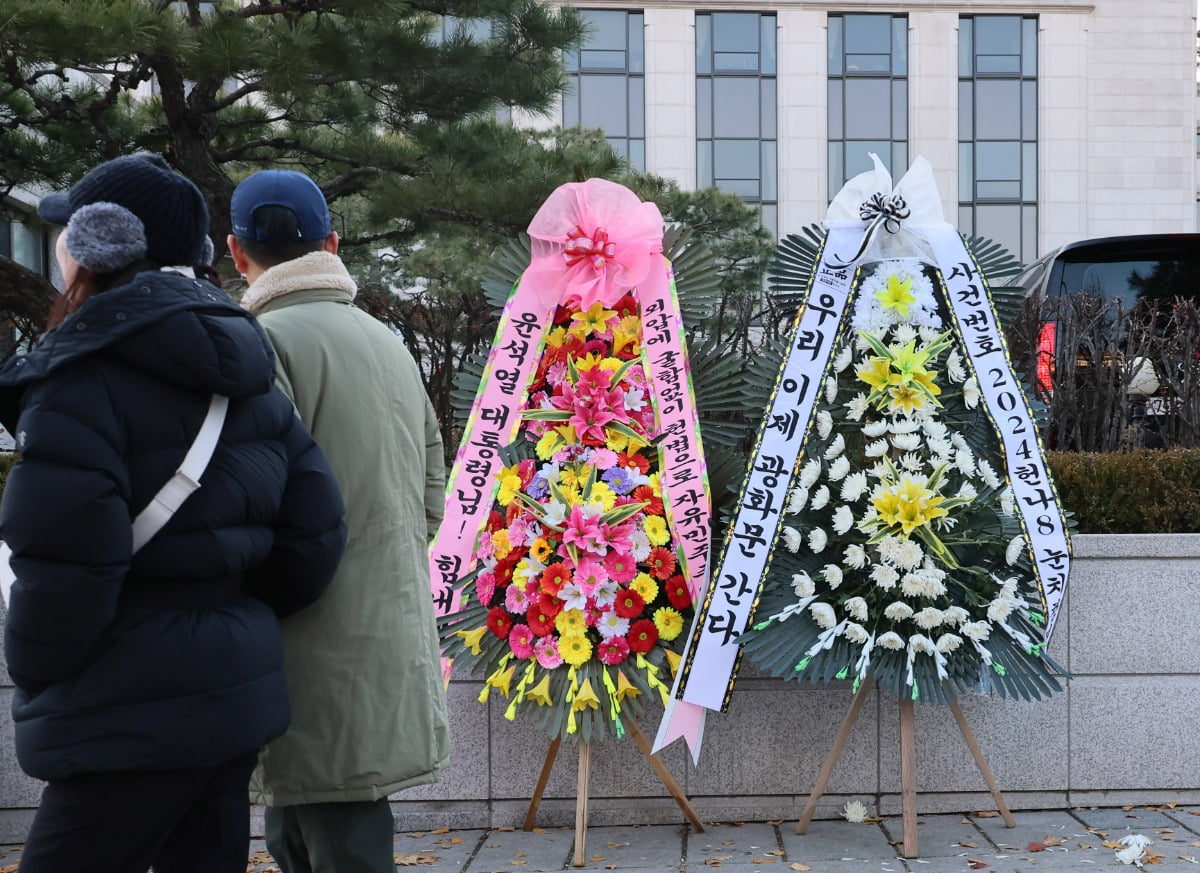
[0,805,1196,872]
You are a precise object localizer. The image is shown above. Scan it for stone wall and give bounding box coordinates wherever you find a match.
[4,533,1198,842]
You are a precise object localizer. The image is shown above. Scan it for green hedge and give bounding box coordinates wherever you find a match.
[1049,448,1200,534]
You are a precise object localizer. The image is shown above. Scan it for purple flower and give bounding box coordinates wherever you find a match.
[602,466,636,495]
[526,475,550,500]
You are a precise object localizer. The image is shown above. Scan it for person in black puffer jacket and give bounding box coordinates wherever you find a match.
[0,154,347,873]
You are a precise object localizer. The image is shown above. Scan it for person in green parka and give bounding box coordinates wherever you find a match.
[227,170,451,873]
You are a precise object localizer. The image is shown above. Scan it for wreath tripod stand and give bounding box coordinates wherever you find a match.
[794,677,1015,858]
[523,719,705,867]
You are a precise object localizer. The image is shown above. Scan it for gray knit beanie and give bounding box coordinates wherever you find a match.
[65,203,148,274]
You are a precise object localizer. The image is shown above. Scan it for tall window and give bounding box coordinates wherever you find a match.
[0,217,47,277]
[564,10,645,171]
[696,12,777,234]
[827,14,908,195]
[959,16,1037,262]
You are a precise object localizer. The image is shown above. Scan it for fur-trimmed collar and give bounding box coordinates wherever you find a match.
[241,251,357,315]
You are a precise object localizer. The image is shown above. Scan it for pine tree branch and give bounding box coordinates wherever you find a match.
[211,79,266,112]
[235,1,335,19]
[321,166,384,200]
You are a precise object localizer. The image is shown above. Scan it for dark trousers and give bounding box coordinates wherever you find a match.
[265,799,395,873]
[18,751,257,873]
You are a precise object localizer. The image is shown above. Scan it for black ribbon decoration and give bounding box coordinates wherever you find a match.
[827,192,912,269]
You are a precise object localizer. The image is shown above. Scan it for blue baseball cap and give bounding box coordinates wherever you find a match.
[230,170,331,242]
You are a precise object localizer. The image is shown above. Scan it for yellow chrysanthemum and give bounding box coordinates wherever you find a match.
[875,274,916,315]
[497,473,522,506]
[530,538,552,563]
[630,572,658,604]
[491,529,513,559]
[588,481,617,511]
[643,515,670,546]
[535,430,562,461]
[605,430,630,451]
[647,472,661,495]
[654,607,684,641]
[555,609,587,636]
[559,634,593,667]
[560,465,591,490]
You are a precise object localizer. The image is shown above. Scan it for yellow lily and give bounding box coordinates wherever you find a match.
[572,678,601,712]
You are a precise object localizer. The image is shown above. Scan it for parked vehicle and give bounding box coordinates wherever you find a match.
[1007,233,1200,450]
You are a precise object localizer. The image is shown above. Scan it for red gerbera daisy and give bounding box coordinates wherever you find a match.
[539,563,572,596]
[646,546,677,580]
[665,574,692,610]
[597,636,630,666]
[633,485,664,515]
[627,618,659,654]
[487,606,513,639]
[526,604,555,636]
[613,588,645,619]
[535,592,563,618]
[619,451,650,475]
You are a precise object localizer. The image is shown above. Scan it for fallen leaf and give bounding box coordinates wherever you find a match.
[703,860,723,868]
[392,854,438,866]
[430,827,450,834]
[1192,841,1200,848]
[967,860,989,870]
[497,825,515,832]
[531,827,547,835]
[512,861,527,867]
[1102,840,1125,849]
[958,841,979,848]
[749,857,777,864]
[588,855,605,862]
[1145,849,1166,865]
[790,865,811,872]
[768,850,786,856]
[1188,812,1200,818]
[406,832,426,839]
[975,811,1000,818]
[514,852,527,858]
[1167,802,1179,809]
[1027,841,1048,852]
[1123,805,1135,811]
[606,842,629,848]
[1042,835,1062,847]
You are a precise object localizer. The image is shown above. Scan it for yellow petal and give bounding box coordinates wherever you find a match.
[665,648,682,676]
[614,670,641,703]
[572,677,601,712]
[526,674,554,707]
[486,663,517,698]
[454,626,487,656]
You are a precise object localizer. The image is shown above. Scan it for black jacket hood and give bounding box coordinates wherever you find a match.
[0,270,275,431]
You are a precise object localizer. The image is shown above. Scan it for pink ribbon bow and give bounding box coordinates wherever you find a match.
[525,178,665,310]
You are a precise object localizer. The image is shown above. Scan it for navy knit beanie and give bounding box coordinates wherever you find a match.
[38,153,210,268]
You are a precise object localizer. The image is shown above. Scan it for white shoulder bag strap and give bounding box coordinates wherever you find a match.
[1,393,229,606]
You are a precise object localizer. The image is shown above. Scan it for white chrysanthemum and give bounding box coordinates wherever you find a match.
[816,410,834,439]
[955,447,975,476]
[828,456,851,482]
[781,526,803,553]
[936,633,963,654]
[840,471,869,502]
[825,376,838,404]
[844,544,868,569]
[892,323,918,345]
[963,376,981,409]
[987,599,1015,622]
[884,601,914,621]
[867,461,890,479]
[810,485,831,511]
[871,564,900,590]
[846,393,869,421]
[889,418,920,434]
[855,506,879,532]
[842,800,870,823]
[977,459,1002,489]
[998,576,1019,600]
[913,607,945,630]
[863,420,889,438]
[800,459,822,488]
[843,622,870,644]
[927,437,953,459]
[865,438,889,458]
[844,596,869,621]
[824,433,846,460]
[1000,486,1015,516]
[942,606,969,626]
[832,505,855,535]
[786,486,809,514]
[809,602,837,629]
[918,325,943,344]
[877,631,905,650]
[820,564,844,589]
[891,432,921,452]
[808,527,828,553]
[894,538,924,570]
[962,621,992,642]
[833,344,854,373]
[792,571,816,597]
[951,432,969,452]
[923,418,948,440]
[908,634,936,655]
[946,350,966,383]
[956,482,978,501]
[1005,535,1026,566]
[899,452,923,472]
[901,570,944,598]
[1119,835,1152,851]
